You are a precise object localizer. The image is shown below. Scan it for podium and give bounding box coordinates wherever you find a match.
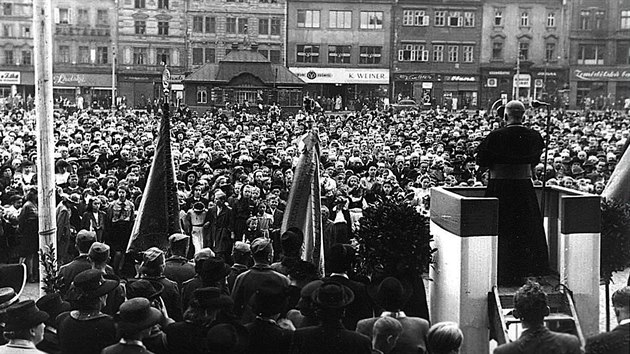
[429,186,600,353]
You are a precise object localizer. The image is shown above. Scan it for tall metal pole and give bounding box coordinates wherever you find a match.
[33,0,57,296]
[111,0,118,110]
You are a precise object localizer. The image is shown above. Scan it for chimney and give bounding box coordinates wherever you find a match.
[250,42,259,52]
[231,42,239,50]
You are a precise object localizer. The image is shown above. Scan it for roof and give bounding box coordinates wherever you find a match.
[183,50,304,86]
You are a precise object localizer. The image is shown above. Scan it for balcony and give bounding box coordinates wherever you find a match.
[55,24,111,37]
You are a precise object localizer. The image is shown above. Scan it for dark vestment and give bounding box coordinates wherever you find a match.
[585,322,630,354]
[163,256,195,288]
[244,318,292,354]
[477,125,550,283]
[231,264,290,323]
[164,321,209,354]
[17,200,38,256]
[140,275,183,322]
[36,326,61,354]
[324,275,373,331]
[101,342,155,354]
[289,321,372,354]
[493,326,582,354]
[56,311,117,354]
[203,205,235,257]
[59,255,92,295]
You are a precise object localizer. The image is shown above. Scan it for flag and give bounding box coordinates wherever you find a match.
[126,100,181,252]
[602,139,630,203]
[282,131,324,275]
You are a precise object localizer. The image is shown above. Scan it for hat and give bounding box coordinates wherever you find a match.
[249,280,288,316]
[141,247,166,268]
[71,269,119,299]
[88,242,110,264]
[206,323,250,354]
[300,280,324,299]
[233,241,251,254]
[116,298,162,335]
[312,281,355,309]
[0,287,18,311]
[126,279,164,301]
[35,293,71,324]
[3,300,49,331]
[168,233,190,245]
[193,287,233,309]
[194,248,216,263]
[200,257,231,284]
[76,229,97,244]
[250,237,272,255]
[367,277,413,311]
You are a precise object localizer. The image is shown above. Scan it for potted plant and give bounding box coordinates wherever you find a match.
[354,200,435,320]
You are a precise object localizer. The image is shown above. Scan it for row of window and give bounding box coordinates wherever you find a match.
[398,44,474,63]
[493,8,557,28]
[134,21,171,35]
[55,46,109,64]
[402,10,475,27]
[53,8,110,26]
[130,47,172,66]
[295,45,383,64]
[297,10,384,30]
[191,47,282,65]
[191,16,282,35]
[2,49,31,66]
[134,0,169,10]
[491,41,557,62]
[1,23,30,38]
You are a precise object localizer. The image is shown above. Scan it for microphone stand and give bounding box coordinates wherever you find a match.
[538,102,552,222]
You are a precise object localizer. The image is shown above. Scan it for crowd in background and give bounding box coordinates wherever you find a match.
[0,102,628,353]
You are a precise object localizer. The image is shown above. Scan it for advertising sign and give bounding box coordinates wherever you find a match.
[290,67,389,84]
[0,72,20,85]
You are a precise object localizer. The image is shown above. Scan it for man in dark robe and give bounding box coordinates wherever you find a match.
[476,100,550,285]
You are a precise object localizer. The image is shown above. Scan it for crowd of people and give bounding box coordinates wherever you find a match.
[0,101,628,353]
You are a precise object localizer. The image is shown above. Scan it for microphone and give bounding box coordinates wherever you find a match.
[531,100,550,108]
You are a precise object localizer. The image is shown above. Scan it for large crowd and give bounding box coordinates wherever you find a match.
[0,101,628,354]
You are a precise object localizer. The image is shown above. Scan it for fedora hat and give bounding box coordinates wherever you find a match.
[312,281,355,309]
[35,293,71,324]
[116,298,162,335]
[0,287,18,311]
[3,300,49,331]
[206,323,250,354]
[249,280,288,316]
[367,276,413,311]
[193,287,233,309]
[126,279,164,301]
[200,257,230,284]
[70,269,119,299]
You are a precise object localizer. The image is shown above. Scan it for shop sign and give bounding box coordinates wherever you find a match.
[445,75,477,82]
[513,74,531,88]
[534,71,558,78]
[573,69,630,81]
[393,73,433,81]
[488,70,512,76]
[0,71,20,85]
[53,73,112,87]
[290,67,389,84]
[53,73,87,86]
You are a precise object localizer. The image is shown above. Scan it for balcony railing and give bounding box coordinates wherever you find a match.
[55,25,111,37]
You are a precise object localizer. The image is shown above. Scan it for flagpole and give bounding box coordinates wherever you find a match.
[33,0,57,296]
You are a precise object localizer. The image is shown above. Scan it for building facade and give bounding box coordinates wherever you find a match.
[480,0,570,110]
[117,0,187,108]
[51,0,118,109]
[0,0,34,105]
[287,0,392,110]
[186,0,286,69]
[568,0,630,110]
[393,0,483,110]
